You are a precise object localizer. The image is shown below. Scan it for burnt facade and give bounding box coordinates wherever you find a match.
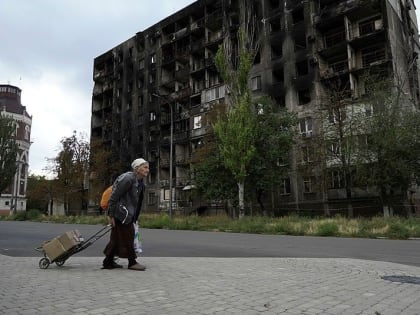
[91,0,420,215]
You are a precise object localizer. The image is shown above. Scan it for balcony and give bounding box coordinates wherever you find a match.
[361,47,386,68]
[160,158,170,168]
[175,66,190,81]
[175,155,190,165]
[318,29,347,58]
[173,131,189,143]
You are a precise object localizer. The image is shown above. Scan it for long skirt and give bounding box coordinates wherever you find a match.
[103,221,136,259]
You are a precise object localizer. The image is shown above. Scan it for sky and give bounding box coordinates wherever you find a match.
[0,0,195,177]
[1,0,420,177]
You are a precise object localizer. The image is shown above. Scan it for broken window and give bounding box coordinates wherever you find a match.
[270,18,281,33]
[149,111,156,122]
[274,95,285,107]
[303,176,316,193]
[328,58,348,73]
[294,36,307,51]
[269,0,280,10]
[364,103,373,116]
[299,117,312,136]
[328,107,346,123]
[193,115,202,129]
[361,45,386,67]
[358,16,382,36]
[280,178,291,195]
[253,50,261,64]
[329,170,345,189]
[301,145,314,163]
[296,60,308,76]
[147,192,157,205]
[272,68,284,84]
[324,28,346,48]
[271,43,282,59]
[357,134,372,152]
[251,76,262,91]
[326,139,341,156]
[298,89,311,105]
[117,51,123,63]
[292,8,304,24]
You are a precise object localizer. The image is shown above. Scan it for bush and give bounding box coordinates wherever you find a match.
[26,209,42,220]
[386,222,411,239]
[316,221,339,236]
[14,211,27,221]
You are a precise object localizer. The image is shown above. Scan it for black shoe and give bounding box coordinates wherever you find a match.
[102,261,123,269]
[128,263,146,271]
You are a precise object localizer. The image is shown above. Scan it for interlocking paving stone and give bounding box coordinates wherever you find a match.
[1,255,420,314]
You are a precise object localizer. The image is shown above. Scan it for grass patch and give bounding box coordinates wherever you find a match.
[1,211,420,239]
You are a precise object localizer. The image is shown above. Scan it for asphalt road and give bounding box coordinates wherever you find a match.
[1,221,419,267]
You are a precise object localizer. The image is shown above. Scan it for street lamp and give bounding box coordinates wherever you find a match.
[152,93,173,217]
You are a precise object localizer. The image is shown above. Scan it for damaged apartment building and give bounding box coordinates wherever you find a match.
[91,0,420,215]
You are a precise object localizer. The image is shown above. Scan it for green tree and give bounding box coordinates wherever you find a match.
[213,0,259,218]
[358,76,420,216]
[26,175,56,214]
[251,99,297,215]
[193,97,297,217]
[213,96,258,218]
[89,137,123,209]
[315,72,420,217]
[48,131,90,215]
[193,148,237,214]
[0,115,18,193]
[314,79,368,217]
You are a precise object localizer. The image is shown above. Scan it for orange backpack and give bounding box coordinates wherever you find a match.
[100,185,113,211]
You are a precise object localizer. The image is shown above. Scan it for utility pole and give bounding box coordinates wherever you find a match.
[11,160,21,214]
[152,93,173,217]
[169,100,173,218]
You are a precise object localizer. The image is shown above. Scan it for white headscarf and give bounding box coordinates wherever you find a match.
[131,158,148,170]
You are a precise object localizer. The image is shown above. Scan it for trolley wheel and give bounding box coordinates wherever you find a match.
[55,259,65,267]
[39,258,50,269]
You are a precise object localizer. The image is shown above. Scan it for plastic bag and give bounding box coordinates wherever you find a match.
[133,222,143,254]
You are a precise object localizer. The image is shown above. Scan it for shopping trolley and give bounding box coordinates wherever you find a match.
[35,224,112,269]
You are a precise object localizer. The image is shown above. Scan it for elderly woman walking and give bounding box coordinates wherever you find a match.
[102,158,149,271]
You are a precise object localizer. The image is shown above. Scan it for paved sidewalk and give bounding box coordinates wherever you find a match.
[1,254,419,315]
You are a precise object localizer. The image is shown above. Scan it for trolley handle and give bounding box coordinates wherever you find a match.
[80,224,112,244]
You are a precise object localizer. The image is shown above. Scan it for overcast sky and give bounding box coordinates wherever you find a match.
[0,0,195,177]
[1,0,420,177]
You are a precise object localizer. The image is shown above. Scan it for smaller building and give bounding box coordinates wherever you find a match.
[0,84,32,215]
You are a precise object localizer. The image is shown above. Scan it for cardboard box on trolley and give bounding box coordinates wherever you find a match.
[58,230,82,251]
[42,238,66,261]
[42,230,82,261]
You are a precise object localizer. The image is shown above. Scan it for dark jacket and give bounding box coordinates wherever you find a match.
[108,171,144,223]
